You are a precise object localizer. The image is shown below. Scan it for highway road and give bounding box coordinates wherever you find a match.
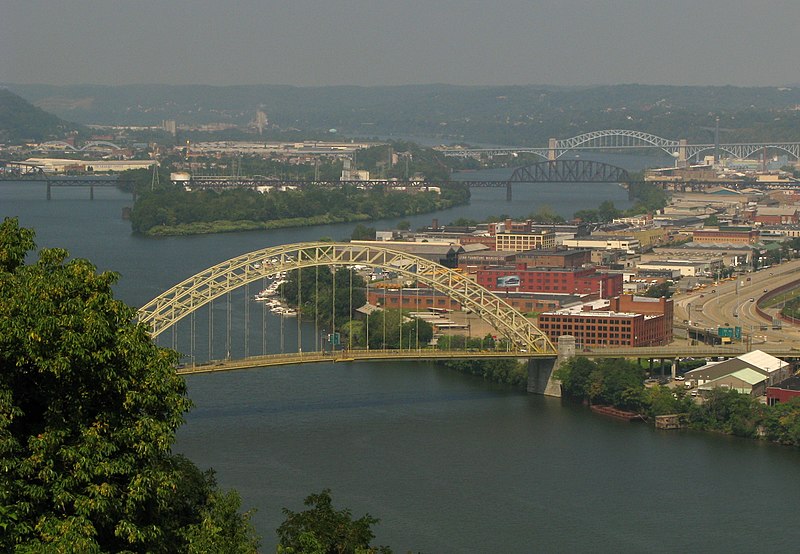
[672,258,800,348]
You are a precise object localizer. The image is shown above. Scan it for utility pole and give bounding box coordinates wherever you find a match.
[150,146,160,191]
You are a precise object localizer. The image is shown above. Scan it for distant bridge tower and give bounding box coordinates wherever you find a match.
[255,110,268,135]
[547,138,558,161]
[678,139,688,166]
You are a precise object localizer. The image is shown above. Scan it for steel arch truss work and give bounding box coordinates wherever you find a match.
[509,160,630,183]
[137,242,556,355]
[555,129,679,157]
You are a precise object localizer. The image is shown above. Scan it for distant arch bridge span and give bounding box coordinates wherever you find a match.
[137,242,558,364]
[38,140,124,151]
[441,129,800,162]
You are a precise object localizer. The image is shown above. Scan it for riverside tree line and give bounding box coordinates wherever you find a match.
[556,357,800,447]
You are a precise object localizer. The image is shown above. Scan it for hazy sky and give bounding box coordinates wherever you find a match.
[2,0,798,87]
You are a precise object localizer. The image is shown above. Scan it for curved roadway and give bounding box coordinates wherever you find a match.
[673,259,800,348]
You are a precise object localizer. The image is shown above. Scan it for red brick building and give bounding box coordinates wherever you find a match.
[476,264,623,298]
[536,296,673,347]
[692,227,759,245]
[767,376,800,406]
[458,235,497,249]
[753,207,800,226]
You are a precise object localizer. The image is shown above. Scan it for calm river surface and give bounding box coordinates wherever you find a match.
[3,170,800,552]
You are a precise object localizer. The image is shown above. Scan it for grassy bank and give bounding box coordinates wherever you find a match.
[143,213,373,236]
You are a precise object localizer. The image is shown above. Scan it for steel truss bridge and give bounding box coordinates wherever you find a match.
[0,160,47,178]
[440,129,800,162]
[181,160,629,201]
[0,160,133,199]
[458,159,631,200]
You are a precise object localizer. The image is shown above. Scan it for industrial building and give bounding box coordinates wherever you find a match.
[537,295,673,348]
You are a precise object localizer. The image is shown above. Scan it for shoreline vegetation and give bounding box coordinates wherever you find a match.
[130,182,471,237]
[444,354,800,450]
[143,213,375,236]
[555,356,800,448]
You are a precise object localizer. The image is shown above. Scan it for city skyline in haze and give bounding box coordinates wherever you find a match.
[2,1,798,88]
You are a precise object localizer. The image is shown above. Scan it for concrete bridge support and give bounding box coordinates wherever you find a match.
[677,139,688,167]
[547,138,558,161]
[527,335,576,396]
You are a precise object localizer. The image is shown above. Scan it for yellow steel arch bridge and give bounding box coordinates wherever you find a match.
[137,242,557,372]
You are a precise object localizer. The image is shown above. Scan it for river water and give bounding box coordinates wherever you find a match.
[3,173,800,552]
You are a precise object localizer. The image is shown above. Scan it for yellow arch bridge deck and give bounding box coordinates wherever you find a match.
[176,345,800,375]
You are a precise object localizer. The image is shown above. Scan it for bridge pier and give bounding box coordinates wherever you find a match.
[506,181,513,201]
[547,138,557,161]
[90,185,94,200]
[46,181,51,200]
[678,139,688,167]
[527,335,575,396]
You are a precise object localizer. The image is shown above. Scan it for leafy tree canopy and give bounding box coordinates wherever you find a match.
[276,489,390,554]
[0,217,259,552]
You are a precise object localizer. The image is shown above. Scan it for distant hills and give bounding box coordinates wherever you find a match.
[4,83,800,146]
[0,88,81,143]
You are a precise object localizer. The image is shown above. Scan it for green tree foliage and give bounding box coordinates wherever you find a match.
[0,89,82,143]
[276,489,391,554]
[688,388,765,438]
[442,359,528,388]
[644,385,693,418]
[643,282,674,299]
[555,357,647,410]
[556,354,800,447]
[762,398,800,446]
[130,183,470,235]
[359,310,433,350]
[626,181,668,213]
[0,218,259,552]
[527,205,565,224]
[351,224,376,241]
[282,267,367,329]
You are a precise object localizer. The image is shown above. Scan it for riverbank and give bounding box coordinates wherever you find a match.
[440,358,528,388]
[143,213,374,236]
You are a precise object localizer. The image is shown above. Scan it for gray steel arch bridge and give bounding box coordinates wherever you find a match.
[440,129,800,162]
